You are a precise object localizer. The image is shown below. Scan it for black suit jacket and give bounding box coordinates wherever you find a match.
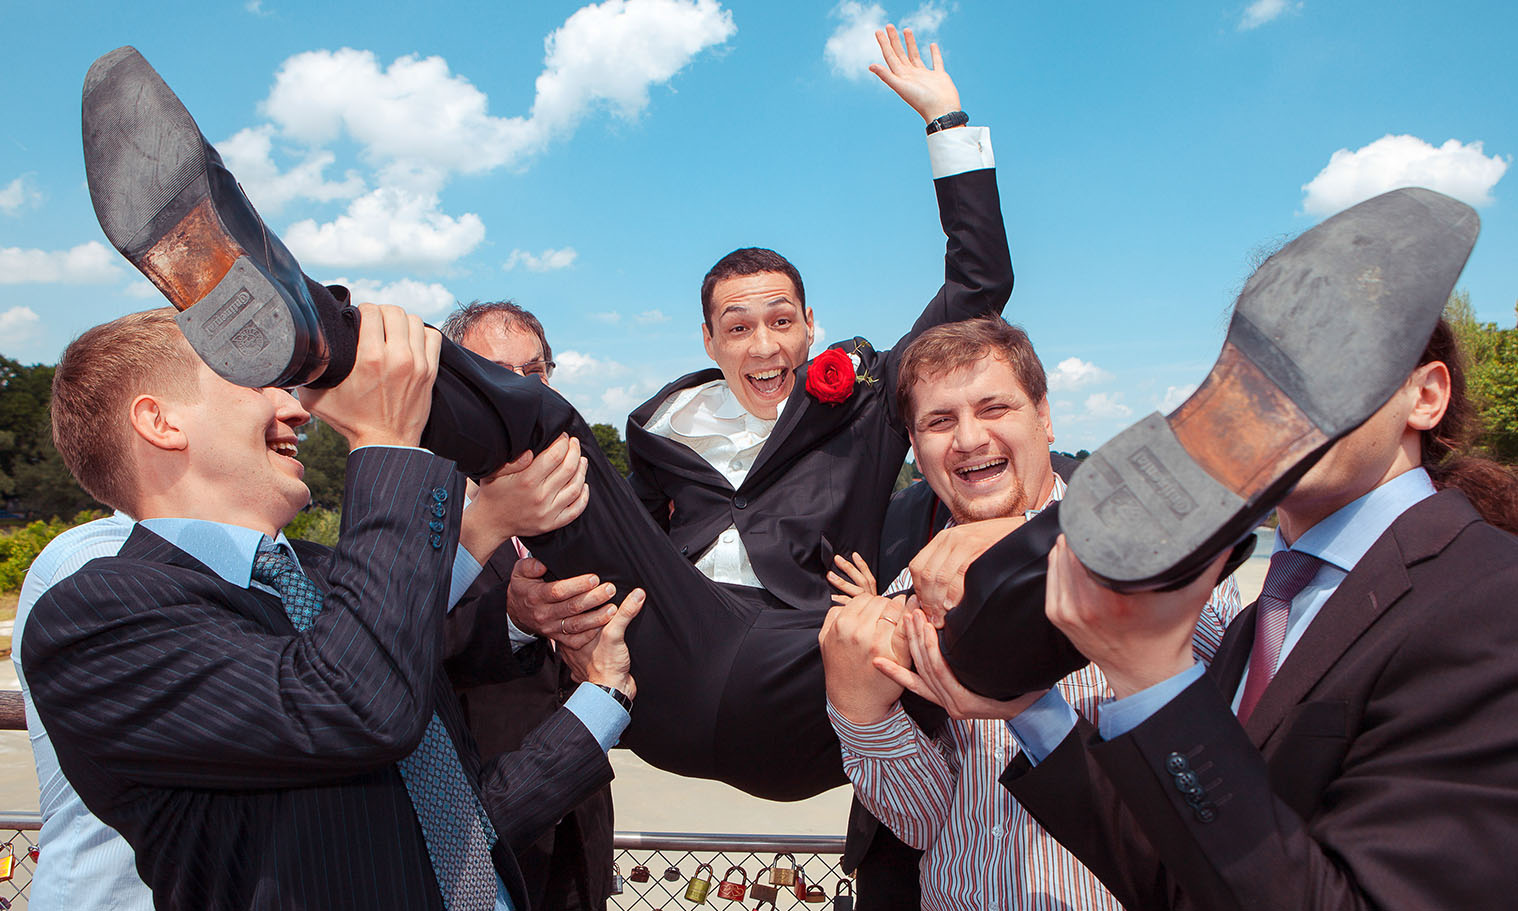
[24,448,612,911]
[1002,488,1518,910]
[626,166,1013,611]
[445,545,617,910]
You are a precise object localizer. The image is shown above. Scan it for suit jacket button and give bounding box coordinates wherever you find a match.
[1173,770,1200,791]
[428,519,445,533]
[734,496,748,509]
[1165,752,1189,774]
[433,487,449,502]
[1194,806,1217,824]
[681,546,689,556]
[429,533,443,549]
[431,503,447,518]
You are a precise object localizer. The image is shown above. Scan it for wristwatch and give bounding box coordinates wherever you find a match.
[925,110,969,135]
[594,683,633,713]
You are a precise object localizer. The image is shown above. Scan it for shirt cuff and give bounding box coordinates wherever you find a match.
[565,682,631,752]
[927,125,994,179]
[826,700,917,757]
[1006,688,1079,764]
[349,444,428,452]
[1098,661,1207,741]
[506,616,538,651]
[446,547,484,609]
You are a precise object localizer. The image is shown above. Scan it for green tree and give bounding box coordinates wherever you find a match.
[893,458,922,493]
[1444,290,1518,464]
[297,419,350,510]
[591,423,630,477]
[0,357,98,517]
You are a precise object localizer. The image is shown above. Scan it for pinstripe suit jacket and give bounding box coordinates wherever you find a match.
[23,447,613,911]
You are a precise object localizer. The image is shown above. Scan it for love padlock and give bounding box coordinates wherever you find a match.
[715,865,748,901]
[684,863,714,903]
[792,861,810,899]
[767,852,798,886]
[630,864,651,883]
[0,846,13,883]
[26,845,37,864]
[833,879,854,911]
[610,862,625,895]
[748,870,779,905]
[801,884,827,903]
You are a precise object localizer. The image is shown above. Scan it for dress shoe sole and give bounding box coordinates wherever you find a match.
[1060,187,1479,592]
[83,47,319,388]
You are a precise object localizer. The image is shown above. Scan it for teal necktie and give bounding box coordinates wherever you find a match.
[253,548,500,911]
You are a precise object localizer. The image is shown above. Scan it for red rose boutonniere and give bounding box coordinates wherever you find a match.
[805,343,877,405]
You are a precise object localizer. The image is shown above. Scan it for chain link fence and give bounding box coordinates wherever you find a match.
[0,818,39,910]
[612,833,851,910]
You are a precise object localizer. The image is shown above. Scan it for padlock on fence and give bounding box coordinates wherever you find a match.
[749,869,779,905]
[715,865,749,901]
[630,864,651,883]
[802,883,828,903]
[610,862,624,895]
[768,852,798,886]
[664,864,682,882]
[834,879,854,911]
[793,861,809,899]
[0,846,14,883]
[684,863,715,903]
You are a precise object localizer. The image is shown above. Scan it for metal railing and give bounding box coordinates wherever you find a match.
[612,833,850,909]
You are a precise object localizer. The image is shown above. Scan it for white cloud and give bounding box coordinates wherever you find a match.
[1301,135,1509,215]
[324,276,457,317]
[813,322,828,348]
[261,1,733,177]
[1161,383,1197,412]
[1084,392,1132,420]
[0,175,42,215]
[591,311,623,324]
[554,349,631,383]
[635,308,670,324]
[245,0,269,15]
[283,187,486,269]
[1047,356,1111,392]
[124,278,163,298]
[504,247,579,272]
[0,242,123,284]
[825,1,946,80]
[0,306,42,348]
[1239,0,1298,30]
[216,125,364,214]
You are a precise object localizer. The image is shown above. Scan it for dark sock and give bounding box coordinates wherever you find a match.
[302,278,359,389]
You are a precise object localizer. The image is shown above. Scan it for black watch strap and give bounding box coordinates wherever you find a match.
[594,683,633,713]
[925,110,969,135]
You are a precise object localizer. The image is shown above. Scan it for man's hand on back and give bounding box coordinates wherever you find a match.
[559,588,643,701]
[507,557,616,650]
[870,24,962,124]
[302,303,440,449]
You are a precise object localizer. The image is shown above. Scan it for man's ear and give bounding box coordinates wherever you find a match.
[804,306,815,348]
[701,320,716,362]
[1038,397,1055,444]
[128,394,189,452]
[1406,361,1452,432]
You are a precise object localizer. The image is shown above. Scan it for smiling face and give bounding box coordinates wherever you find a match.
[169,363,313,533]
[909,354,1057,524]
[701,271,815,420]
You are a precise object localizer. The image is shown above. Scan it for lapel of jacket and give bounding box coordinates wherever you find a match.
[1209,601,1257,696]
[1241,489,1478,747]
[744,338,876,488]
[627,368,734,488]
[121,524,299,635]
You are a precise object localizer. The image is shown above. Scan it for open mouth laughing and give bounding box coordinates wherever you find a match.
[955,457,1008,484]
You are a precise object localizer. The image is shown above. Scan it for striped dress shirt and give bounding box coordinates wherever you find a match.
[831,478,1243,911]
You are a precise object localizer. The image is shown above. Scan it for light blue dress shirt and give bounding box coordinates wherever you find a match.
[1008,468,1437,760]
[14,513,150,911]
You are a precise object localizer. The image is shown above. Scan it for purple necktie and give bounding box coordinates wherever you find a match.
[1236,549,1321,725]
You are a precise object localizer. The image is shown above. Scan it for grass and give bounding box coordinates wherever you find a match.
[0,591,16,660]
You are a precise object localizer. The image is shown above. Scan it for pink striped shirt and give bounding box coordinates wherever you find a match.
[831,479,1243,911]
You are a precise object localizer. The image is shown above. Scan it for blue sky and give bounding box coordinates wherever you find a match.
[2,0,1514,451]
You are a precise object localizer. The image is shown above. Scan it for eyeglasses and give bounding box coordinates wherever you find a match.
[501,359,554,381]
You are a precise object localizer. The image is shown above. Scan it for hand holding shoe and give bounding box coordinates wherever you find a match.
[301,304,438,449]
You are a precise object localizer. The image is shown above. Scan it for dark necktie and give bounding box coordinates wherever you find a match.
[252,548,500,911]
[1236,548,1322,725]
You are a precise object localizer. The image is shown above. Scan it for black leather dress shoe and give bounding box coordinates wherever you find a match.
[1060,187,1479,592]
[83,46,353,388]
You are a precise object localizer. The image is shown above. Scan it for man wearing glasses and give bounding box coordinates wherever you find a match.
[439,300,621,911]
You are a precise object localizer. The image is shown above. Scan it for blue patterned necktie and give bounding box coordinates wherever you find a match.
[253,548,500,911]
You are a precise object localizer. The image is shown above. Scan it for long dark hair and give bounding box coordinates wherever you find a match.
[1420,318,1518,533]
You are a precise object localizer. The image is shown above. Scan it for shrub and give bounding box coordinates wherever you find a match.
[0,511,107,592]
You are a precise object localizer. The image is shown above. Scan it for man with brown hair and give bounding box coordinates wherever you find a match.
[822,317,1239,911]
[24,306,639,911]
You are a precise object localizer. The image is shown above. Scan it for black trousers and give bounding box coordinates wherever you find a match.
[419,333,1083,799]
